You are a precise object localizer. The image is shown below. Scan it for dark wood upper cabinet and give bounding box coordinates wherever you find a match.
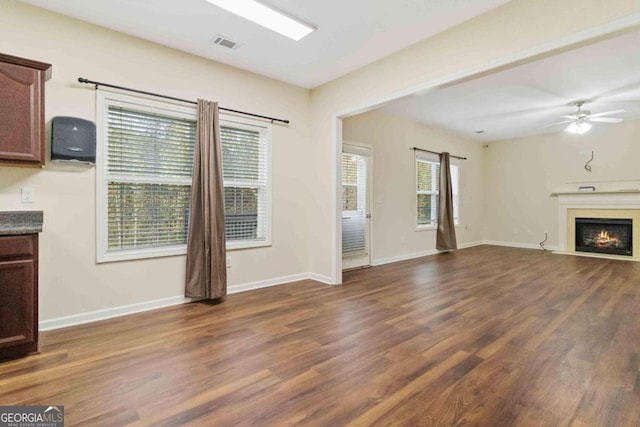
[0,53,52,167]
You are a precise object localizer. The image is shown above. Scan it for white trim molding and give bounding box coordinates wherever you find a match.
[40,272,333,331]
[40,295,202,331]
[372,241,484,266]
[483,240,559,252]
[227,273,312,294]
[307,273,335,285]
[373,249,439,266]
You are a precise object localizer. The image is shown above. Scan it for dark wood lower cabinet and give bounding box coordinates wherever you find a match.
[0,234,38,360]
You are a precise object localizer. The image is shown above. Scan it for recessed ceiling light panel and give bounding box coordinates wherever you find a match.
[205,0,316,41]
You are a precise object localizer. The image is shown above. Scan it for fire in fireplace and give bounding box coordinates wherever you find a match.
[575,218,632,256]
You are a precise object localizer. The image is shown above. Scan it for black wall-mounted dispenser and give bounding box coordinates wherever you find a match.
[51,116,96,164]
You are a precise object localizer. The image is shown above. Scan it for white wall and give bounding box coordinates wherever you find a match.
[0,0,313,321]
[309,0,640,281]
[343,110,484,263]
[483,120,640,248]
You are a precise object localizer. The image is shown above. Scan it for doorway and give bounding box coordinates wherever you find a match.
[341,142,372,270]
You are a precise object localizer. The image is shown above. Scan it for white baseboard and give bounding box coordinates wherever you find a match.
[39,241,547,331]
[482,240,558,251]
[39,295,201,331]
[227,273,311,294]
[307,273,335,285]
[372,241,484,266]
[373,249,438,266]
[458,241,485,250]
[40,272,332,331]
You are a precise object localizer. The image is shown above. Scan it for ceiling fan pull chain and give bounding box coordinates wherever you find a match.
[585,151,594,172]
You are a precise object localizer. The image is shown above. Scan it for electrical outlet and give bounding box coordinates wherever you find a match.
[21,187,35,203]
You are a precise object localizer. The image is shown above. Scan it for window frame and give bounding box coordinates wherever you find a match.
[220,117,273,251]
[414,152,459,231]
[96,91,272,263]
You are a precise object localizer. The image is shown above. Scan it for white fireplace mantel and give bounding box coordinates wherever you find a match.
[553,190,640,254]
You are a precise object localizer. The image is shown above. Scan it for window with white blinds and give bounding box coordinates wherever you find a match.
[220,120,271,248]
[341,152,367,255]
[96,91,272,262]
[415,154,459,228]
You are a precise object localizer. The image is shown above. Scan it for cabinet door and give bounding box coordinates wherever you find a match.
[0,260,36,349]
[0,61,43,165]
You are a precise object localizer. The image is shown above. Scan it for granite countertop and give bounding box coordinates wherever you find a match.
[0,211,44,235]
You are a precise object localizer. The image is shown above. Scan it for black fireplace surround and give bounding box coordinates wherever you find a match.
[575,217,632,256]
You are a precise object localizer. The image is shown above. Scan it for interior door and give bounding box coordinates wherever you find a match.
[342,143,371,270]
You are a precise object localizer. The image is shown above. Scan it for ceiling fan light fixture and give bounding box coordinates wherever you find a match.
[204,0,315,41]
[566,121,592,135]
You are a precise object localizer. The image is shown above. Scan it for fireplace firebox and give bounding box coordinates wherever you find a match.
[575,218,632,256]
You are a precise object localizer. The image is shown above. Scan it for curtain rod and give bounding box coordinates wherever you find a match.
[411,147,467,160]
[77,78,290,125]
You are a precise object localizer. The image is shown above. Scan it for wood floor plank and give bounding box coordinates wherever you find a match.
[1,245,640,426]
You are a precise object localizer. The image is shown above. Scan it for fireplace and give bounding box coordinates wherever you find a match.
[575,218,632,256]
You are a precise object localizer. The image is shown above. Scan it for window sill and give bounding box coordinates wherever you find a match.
[227,240,272,251]
[98,240,272,262]
[98,245,188,263]
[416,225,437,231]
[415,223,461,232]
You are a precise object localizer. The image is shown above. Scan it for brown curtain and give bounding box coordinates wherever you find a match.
[436,152,458,251]
[185,100,227,299]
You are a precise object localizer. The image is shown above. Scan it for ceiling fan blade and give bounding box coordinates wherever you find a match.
[560,115,579,119]
[589,109,626,118]
[545,120,573,127]
[590,117,623,123]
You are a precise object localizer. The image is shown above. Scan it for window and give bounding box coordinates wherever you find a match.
[220,122,271,248]
[341,153,360,212]
[97,92,271,262]
[415,154,458,228]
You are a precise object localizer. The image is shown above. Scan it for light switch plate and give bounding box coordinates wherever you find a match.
[21,187,35,203]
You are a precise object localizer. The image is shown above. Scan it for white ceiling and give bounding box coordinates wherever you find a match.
[19,0,511,89]
[381,30,640,141]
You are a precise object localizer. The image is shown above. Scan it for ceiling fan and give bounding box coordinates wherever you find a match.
[549,101,626,134]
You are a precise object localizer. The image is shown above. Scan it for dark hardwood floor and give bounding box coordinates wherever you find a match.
[1,245,640,426]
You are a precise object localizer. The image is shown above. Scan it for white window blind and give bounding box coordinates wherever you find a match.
[220,121,271,248]
[97,91,272,262]
[106,106,195,253]
[341,152,367,255]
[416,154,459,227]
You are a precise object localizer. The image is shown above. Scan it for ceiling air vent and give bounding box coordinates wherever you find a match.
[211,35,240,50]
